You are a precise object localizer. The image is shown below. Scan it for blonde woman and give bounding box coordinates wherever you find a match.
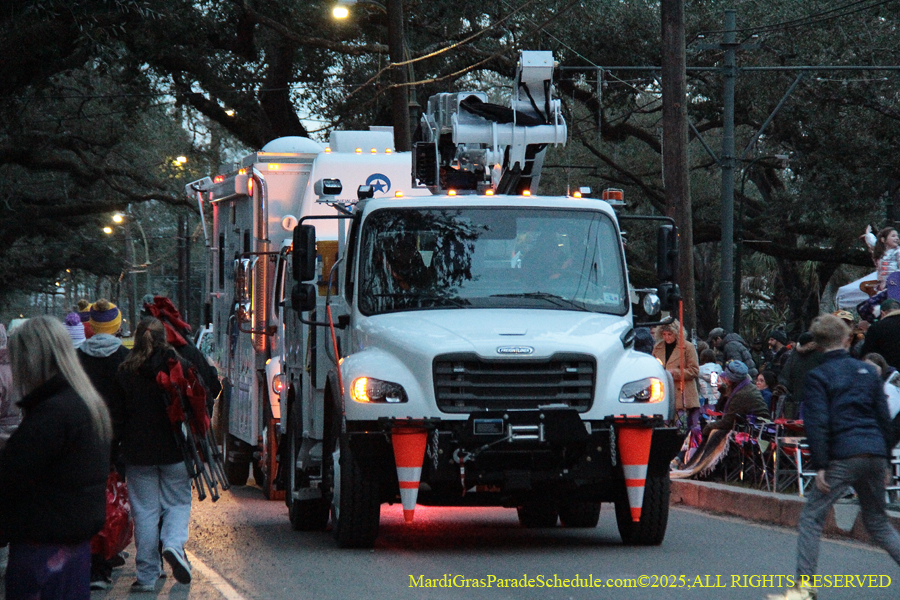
[0,317,111,600]
[652,319,701,440]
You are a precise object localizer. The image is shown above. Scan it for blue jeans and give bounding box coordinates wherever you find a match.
[5,541,91,600]
[128,462,192,585]
[797,456,900,578]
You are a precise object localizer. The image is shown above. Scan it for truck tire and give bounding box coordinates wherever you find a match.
[614,475,670,545]
[558,500,601,528]
[286,397,329,531]
[224,433,251,486]
[516,500,558,528]
[331,433,381,548]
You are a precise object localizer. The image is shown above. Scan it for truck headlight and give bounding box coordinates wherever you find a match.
[350,377,408,403]
[619,377,664,403]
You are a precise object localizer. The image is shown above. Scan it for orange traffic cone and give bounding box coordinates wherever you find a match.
[392,428,427,523]
[616,425,653,522]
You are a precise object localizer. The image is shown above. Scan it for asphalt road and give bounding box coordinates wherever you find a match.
[180,484,898,600]
[9,482,896,599]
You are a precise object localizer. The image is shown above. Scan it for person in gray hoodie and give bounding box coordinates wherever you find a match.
[708,327,758,378]
[77,329,128,590]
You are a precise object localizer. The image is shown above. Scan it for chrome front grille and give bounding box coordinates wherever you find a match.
[433,353,595,413]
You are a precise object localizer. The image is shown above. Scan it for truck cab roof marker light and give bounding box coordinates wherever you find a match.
[355,148,362,154]
[324,147,332,153]
[485,189,494,196]
[573,191,582,198]
[385,148,392,154]
[268,163,279,170]
[448,189,457,196]
[522,190,531,196]
[371,148,377,154]
[394,191,403,198]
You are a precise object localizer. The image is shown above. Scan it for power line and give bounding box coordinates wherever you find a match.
[699,0,898,36]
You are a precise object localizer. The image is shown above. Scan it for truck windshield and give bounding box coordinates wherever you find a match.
[357,207,627,316]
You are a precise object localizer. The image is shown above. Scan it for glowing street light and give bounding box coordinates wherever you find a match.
[102,226,113,234]
[331,0,412,152]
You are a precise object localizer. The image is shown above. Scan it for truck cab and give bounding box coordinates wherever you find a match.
[285,191,682,547]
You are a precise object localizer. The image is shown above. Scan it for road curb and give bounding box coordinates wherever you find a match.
[670,479,900,545]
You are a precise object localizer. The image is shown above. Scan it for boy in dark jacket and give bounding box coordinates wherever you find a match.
[77,330,128,589]
[769,314,900,600]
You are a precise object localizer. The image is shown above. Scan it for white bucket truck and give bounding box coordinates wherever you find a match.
[282,51,684,548]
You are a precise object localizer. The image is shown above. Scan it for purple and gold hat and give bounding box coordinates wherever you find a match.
[89,299,121,335]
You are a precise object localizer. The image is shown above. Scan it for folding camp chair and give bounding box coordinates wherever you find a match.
[771,420,815,496]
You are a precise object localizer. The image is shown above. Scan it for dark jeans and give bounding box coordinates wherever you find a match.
[5,540,91,600]
[797,456,900,579]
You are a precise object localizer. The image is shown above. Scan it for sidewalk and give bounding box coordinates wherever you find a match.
[671,478,900,545]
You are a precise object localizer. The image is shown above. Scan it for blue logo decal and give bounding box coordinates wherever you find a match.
[366,173,391,195]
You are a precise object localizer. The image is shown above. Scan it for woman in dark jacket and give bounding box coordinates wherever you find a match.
[117,317,195,591]
[0,316,112,600]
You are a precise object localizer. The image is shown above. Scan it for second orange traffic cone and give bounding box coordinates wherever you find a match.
[391,428,427,523]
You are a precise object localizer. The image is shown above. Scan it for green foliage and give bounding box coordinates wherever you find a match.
[3,0,900,329]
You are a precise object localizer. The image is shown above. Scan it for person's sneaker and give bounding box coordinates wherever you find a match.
[90,578,111,591]
[161,547,192,584]
[130,581,156,593]
[110,552,126,568]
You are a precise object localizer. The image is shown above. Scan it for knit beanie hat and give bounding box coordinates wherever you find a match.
[722,360,749,383]
[64,312,86,348]
[769,329,788,345]
[76,299,92,323]
[89,299,122,335]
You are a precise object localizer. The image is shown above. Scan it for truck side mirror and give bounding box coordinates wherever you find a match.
[656,224,678,282]
[657,282,681,312]
[292,225,317,282]
[291,283,317,314]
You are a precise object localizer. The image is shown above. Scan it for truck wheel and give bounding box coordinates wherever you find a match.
[615,475,670,545]
[286,398,328,531]
[516,501,558,528]
[558,500,601,528]
[331,433,381,548]
[224,433,251,486]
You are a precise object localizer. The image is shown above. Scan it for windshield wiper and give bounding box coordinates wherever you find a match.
[371,293,469,308]
[489,292,587,311]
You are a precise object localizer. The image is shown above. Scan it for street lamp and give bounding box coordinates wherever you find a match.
[103,209,152,332]
[734,154,789,330]
[332,0,413,152]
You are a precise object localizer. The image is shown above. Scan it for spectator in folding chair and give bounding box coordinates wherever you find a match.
[705,360,770,438]
[769,314,900,600]
[672,360,770,480]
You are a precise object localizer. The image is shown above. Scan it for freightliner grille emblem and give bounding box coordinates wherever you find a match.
[496,346,534,355]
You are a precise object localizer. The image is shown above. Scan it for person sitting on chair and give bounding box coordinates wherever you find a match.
[703,359,771,441]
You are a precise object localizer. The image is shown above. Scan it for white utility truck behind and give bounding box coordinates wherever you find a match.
[188,50,682,549]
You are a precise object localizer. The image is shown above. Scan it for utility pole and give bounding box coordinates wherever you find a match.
[661,0,695,332]
[386,0,411,151]
[719,9,737,332]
